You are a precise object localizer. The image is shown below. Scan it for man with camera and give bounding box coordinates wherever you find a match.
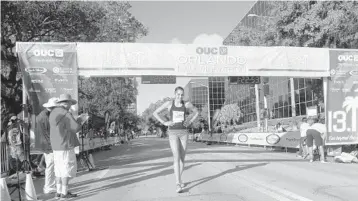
[49,94,88,200]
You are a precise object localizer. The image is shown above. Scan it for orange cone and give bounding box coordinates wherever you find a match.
[25,173,37,200]
[0,178,11,201]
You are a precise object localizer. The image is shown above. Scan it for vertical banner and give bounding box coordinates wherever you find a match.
[326,50,358,145]
[17,43,78,152]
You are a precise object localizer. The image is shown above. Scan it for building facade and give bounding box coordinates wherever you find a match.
[208,77,227,121]
[184,78,209,112]
[184,77,227,123]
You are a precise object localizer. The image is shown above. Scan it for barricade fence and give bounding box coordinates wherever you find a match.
[74,136,119,154]
[197,131,301,149]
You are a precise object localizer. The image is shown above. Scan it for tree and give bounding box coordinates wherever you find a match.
[1,1,148,122]
[78,76,138,118]
[210,103,242,133]
[224,1,358,48]
[276,1,358,48]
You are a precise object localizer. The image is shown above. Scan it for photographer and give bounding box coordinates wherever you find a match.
[49,94,88,199]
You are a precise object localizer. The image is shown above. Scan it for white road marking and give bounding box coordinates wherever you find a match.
[96,168,111,179]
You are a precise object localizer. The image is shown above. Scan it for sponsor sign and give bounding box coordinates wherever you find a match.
[17,43,78,152]
[266,134,281,145]
[307,107,317,117]
[276,131,301,148]
[326,50,358,145]
[231,133,270,146]
[202,132,301,148]
[141,75,176,84]
[237,133,248,143]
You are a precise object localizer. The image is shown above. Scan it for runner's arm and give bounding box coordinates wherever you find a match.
[153,101,171,125]
[185,102,199,124]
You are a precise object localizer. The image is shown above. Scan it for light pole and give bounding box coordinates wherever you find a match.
[189,81,211,132]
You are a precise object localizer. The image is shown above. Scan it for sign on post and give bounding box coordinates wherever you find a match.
[141,75,176,84]
[17,43,79,153]
[326,50,358,145]
[229,76,261,84]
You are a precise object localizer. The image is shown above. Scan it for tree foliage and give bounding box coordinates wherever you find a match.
[1,1,148,124]
[225,1,358,48]
[78,77,138,119]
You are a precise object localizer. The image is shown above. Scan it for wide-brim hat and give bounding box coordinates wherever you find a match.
[57,94,77,105]
[43,97,59,108]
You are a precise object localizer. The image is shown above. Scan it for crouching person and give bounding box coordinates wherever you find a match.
[306,116,327,163]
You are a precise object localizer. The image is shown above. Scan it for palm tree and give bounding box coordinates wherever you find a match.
[342,95,358,133]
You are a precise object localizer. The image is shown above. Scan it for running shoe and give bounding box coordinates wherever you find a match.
[176,184,183,193]
[177,182,185,188]
[55,193,61,199]
[60,192,78,200]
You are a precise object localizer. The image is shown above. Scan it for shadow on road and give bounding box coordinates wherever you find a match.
[183,163,268,192]
[60,138,304,200]
[70,163,202,201]
[93,140,301,169]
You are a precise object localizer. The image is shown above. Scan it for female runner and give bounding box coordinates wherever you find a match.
[153,86,199,193]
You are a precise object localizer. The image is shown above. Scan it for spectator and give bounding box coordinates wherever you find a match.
[49,94,88,199]
[297,117,309,158]
[35,97,59,194]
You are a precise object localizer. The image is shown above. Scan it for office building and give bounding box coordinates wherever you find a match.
[184,77,227,123]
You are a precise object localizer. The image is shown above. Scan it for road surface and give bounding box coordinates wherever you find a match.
[33,137,357,201]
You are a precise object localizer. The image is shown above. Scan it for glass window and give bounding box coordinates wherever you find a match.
[295,90,300,104]
[306,88,313,102]
[299,78,305,89]
[294,78,299,90]
[299,89,306,102]
[284,106,289,117]
[305,78,312,88]
[296,104,300,116]
[300,103,306,116]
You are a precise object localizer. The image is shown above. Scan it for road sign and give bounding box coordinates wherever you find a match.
[141,76,176,84]
[229,76,261,84]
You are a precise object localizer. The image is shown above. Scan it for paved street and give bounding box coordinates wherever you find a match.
[33,137,358,201]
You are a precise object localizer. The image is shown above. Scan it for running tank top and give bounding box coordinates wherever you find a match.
[169,100,186,130]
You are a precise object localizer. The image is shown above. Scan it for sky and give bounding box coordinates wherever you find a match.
[129,1,255,115]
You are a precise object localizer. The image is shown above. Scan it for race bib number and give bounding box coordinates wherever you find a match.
[172,111,184,123]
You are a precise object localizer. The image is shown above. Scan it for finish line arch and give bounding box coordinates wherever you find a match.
[75,42,331,78]
[16,42,358,146]
[17,42,333,77]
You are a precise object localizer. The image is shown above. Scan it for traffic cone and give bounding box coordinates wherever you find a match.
[25,172,37,201]
[0,178,11,201]
[88,154,96,168]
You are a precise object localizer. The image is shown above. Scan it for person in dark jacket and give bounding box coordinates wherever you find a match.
[35,97,59,194]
